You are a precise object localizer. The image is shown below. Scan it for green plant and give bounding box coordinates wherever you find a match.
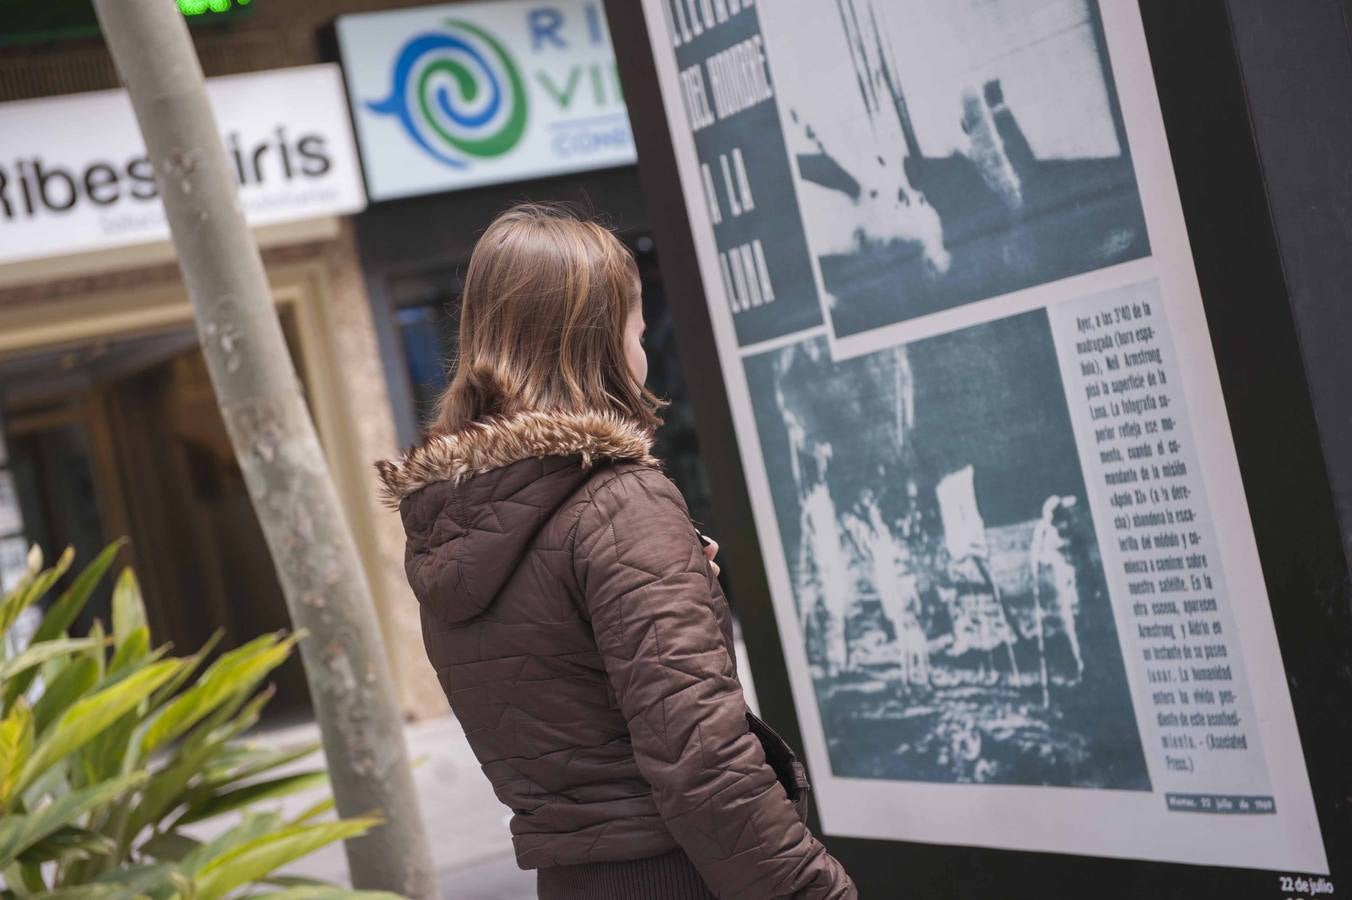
[0,544,402,900]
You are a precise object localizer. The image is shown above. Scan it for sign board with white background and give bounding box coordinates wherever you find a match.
[0,64,365,267]
[335,0,636,201]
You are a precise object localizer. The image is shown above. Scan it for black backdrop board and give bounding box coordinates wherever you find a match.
[605,0,1352,896]
[1225,0,1352,575]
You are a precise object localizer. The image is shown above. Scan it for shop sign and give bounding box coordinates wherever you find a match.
[335,0,636,201]
[0,64,366,266]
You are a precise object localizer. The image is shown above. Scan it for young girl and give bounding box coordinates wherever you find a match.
[378,205,855,899]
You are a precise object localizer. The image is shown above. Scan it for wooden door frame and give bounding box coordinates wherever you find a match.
[0,257,387,658]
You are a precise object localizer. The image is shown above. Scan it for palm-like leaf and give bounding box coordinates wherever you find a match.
[13,542,125,679]
[0,549,391,900]
[16,825,117,865]
[248,889,405,900]
[110,569,147,645]
[32,656,99,735]
[191,818,383,900]
[141,633,297,756]
[199,741,321,790]
[177,810,285,876]
[0,546,72,638]
[130,686,275,835]
[0,699,33,807]
[17,659,182,793]
[0,637,107,686]
[173,770,329,828]
[0,772,146,868]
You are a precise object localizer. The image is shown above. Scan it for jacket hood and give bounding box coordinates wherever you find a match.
[375,409,658,507]
[376,410,659,622]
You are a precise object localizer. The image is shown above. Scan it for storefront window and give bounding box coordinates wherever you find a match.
[395,304,455,427]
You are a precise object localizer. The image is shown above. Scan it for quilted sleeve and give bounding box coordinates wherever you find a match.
[574,467,856,900]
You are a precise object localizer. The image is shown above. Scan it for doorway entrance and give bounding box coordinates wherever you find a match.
[1,319,312,720]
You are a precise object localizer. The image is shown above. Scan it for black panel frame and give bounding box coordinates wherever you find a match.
[604,0,1352,895]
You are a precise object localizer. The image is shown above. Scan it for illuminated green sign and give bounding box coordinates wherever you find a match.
[177,0,253,16]
[0,0,256,47]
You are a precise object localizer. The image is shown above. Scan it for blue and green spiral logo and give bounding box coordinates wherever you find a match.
[367,20,529,168]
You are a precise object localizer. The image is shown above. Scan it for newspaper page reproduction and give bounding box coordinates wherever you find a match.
[641,0,1326,873]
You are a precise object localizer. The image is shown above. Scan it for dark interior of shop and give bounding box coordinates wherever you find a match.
[0,322,312,720]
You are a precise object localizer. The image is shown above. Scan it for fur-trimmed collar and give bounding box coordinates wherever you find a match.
[376,409,658,507]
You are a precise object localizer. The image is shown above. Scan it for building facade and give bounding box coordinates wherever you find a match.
[0,0,465,720]
[0,0,714,721]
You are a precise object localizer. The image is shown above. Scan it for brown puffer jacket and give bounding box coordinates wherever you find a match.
[377,410,855,899]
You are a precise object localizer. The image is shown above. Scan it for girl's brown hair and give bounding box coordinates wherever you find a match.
[431,203,664,435]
